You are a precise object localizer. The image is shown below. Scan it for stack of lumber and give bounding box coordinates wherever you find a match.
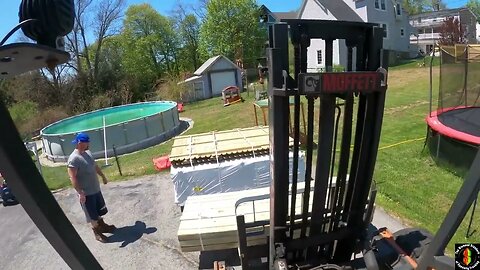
[178,185,270,252]
[170,126,293,167]
[178,181,321,252]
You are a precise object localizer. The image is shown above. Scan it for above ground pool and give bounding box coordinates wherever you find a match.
[41,101,181,162]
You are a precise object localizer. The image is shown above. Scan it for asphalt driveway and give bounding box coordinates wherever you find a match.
[0,174,199,270]
[0,174,405,270]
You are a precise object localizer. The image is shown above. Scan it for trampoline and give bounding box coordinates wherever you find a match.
[426,44,480,169]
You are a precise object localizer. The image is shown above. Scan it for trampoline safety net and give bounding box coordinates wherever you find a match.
[438,44,480,112]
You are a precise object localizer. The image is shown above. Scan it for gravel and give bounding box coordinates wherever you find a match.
[0,174,200,270]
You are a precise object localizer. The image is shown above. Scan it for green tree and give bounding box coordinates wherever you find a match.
[467,0,480,23]
[92,0,126,82]
[199,0,265,66]
[0,79,15,107]
[85,36,127,106]
[402,0,426,15]
[122,4,180,79]
[429,0,446,11]
[177,13,201,71]
[66,0,125,83]
[402,0,445,14]
[172,3,202,72]
[62,0,125,113]
[118,4,181,99]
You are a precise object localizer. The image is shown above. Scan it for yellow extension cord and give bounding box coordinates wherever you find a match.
[378,137,425,151]
[334,137,425,152]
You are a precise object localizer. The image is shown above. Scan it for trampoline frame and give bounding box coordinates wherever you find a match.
[426,106,480,145]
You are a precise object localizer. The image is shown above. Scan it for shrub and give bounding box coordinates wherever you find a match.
[36,107,70,127]
[90,92,114,110]
[8,101,38,126]
[155,74,187,102]
[20,107,69,140]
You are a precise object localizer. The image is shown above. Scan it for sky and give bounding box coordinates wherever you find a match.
[0,0,471,43]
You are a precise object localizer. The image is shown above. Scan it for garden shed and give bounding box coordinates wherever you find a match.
[179,55,242,101]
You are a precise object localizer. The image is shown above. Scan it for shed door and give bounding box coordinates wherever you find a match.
[210,71,236,96]
[193,82,204,100]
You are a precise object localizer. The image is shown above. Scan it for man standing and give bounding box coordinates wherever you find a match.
[67,132,116,242]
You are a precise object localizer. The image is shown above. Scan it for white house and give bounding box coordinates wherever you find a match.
[295,0,414,70]
[409,8,478,55]
[477,22,480,42]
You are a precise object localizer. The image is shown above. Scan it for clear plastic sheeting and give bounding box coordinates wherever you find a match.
[171,152,306,206]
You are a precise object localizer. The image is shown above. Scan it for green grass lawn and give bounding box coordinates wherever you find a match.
[37,58,478,254]
[374,61,479,254]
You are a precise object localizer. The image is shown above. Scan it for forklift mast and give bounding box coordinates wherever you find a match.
[267,20,388,268]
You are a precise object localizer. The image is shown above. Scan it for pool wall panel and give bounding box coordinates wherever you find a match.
[106,125,127,149]
[163,111,175,131]
[145,115,162,135]
[125,120,148,143]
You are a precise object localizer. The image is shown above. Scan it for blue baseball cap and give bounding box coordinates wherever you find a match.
[72,132,90,144]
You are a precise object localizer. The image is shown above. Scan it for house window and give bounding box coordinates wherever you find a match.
[317,50,322,65]
[396,3,402,16]
[426,45,434,54]
[382,24,388,38]
[376,0,386,10]
[400,28,405,36]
